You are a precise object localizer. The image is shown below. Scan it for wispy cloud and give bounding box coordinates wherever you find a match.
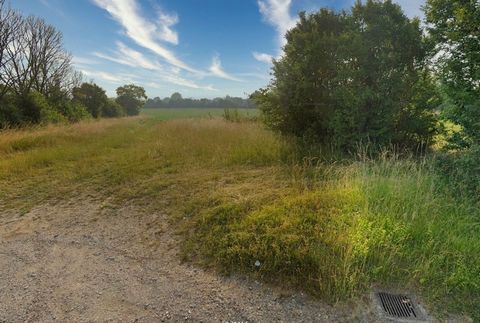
[257,0,297,49]
[93,41,163,70]
[91,0,197,73]
[157,12,179,45]
[208,55,242,82]
[39,0,68,19]
[80,69,130,83]
[252,51,273,64]
[72,56,99,66]
[93,42,216,90]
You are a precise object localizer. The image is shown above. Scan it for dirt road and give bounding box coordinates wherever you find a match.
[0,198,379,322]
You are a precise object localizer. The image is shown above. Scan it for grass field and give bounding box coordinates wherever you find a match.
[141,107,259,120]
[0,110,479,320]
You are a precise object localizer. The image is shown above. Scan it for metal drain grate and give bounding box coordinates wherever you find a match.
[377,292,417,318]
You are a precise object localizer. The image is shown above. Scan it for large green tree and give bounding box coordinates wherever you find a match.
[254,0,437,151]
[115,84,147,116]
[72,82,108,118]
[425,0,480,147]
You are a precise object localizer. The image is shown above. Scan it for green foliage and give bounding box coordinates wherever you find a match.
[102,98,125,118]
[254,1,438,151]
[18,91,65,124]
[435,145,480,199]
[72,82,108,118]
[1,91,92,128]
[116,84,147,116]
[58,101,91,122]
[0,96,23,128]
[425,0,480,147]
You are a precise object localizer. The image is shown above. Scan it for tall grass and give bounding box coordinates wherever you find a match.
[0,116,478,319]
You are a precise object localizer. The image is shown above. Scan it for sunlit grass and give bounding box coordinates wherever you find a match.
[0,114,478,320]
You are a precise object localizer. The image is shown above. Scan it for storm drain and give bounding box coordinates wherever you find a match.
[376,292,419,319]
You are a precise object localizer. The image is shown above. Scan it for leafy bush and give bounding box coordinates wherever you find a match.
[72,83,108,118]
[253,1,438,152]
[425,0,480,148]
[440,90,480,149]
[102,99,125,118]
[0,97,24,128]
[59,101,91,122]
[17,91,65,124]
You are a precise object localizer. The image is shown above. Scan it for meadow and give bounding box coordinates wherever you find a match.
[0,109,478,320]
[141,107,259,120]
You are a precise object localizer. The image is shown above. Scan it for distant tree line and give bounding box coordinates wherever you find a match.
[144,92,256,109]
[0,0,146,128]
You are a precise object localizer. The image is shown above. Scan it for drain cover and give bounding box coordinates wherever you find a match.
[374,291,431,322]
[377,292,417,318]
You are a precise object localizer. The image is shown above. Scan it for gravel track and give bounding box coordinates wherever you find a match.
[0,199,381,322]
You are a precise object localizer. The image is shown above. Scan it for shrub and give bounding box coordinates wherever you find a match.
[72,82,108,118]
[18,91,65,124]
[425,0,480,148]
[102,99,125,118]
[59,101,91,122]
[0,97,24,128]
[253,1,438,152]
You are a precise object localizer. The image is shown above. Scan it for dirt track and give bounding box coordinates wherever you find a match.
[0,198,381,322]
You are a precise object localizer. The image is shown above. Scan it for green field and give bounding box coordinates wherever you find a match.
[141,108,259,120]
[0,113,478,320]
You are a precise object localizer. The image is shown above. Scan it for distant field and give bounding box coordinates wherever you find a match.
[141,108,259,120]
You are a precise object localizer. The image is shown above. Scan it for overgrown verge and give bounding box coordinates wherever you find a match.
[0,117,478,320]
[180,155,480,320]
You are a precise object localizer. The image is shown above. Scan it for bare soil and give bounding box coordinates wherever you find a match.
[0,197,385,322]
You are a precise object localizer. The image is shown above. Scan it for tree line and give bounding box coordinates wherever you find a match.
[0,0,146,128]
[144,92,256,109]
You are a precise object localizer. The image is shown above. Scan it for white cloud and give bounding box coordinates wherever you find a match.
[72,56,99,66]
[252,52,273,64]
[80,70,129,83]
[257,0,297,48]
[91,0,197,73]
[158,12,179,44]
[208,55,242,82]
[93,43,215,90]
[93,41,162,70]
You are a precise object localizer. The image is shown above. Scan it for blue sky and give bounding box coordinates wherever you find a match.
[10,0,425,98]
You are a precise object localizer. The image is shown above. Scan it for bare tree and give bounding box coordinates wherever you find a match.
[0,0,21,99]
[1,6,74,99]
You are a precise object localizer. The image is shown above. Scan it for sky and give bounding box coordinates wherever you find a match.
[10,0,426,99]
